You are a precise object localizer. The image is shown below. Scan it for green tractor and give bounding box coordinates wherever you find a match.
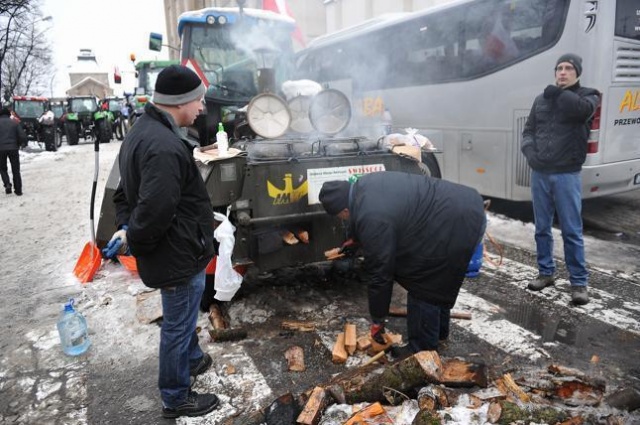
[63,96,113,145]
[101,96,128,140]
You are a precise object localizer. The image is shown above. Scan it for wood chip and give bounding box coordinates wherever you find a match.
[332,332,348,364]
[324,247,344,260]
[296,386,329,425]
[296,230,309,244]
[281,231,299,245]
[284,346,305,372]
[344,323,357,355]
[281,320,315,332]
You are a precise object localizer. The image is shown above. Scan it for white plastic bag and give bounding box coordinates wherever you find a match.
[383,128,434,150]
[213,210,243,301]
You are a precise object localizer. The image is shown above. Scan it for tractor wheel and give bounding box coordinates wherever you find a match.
[65,122,79,145]
[45,131,56,152]
[114,119,124,141]
[55,129,62,148]
[97,120,111,143]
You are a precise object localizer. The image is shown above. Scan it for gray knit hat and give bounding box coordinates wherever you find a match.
[152,65,205,105]
[556,53,582,77]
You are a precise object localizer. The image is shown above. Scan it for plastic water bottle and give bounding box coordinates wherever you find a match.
[216,122,228,156]
[465,242,483,278]
[57,299,90,356]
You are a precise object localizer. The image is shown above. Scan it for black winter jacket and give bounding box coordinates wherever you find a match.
[0,116,27,151]
[113,103,215,288]
[349,172,486,318]
[521,83,600,174]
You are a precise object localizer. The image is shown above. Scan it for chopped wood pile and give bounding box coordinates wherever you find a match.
[222,349,634,425]
[210,308,637,424]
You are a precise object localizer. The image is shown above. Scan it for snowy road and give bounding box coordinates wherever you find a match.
[0,141,638,424]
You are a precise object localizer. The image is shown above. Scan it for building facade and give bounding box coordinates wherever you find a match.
[67,49,112,97]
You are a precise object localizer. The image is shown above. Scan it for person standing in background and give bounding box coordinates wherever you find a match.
[101,65,220,419]
[521,53,600,306]
[0,107,27,196]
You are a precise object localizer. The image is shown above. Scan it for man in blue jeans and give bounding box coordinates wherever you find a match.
[102,65,219,418]
[522,53,600,306]
[319,172,486,355]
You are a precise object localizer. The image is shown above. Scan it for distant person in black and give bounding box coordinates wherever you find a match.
[0,107,27,195]
[319,172,486,354]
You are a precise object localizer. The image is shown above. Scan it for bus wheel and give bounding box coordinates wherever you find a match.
[419,151,441,178]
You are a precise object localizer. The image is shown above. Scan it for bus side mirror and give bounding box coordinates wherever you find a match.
[149,32,163,52]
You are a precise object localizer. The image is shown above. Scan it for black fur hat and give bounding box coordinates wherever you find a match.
[152,65,205,105]
[556,53,582,77]
[319,180,351,215]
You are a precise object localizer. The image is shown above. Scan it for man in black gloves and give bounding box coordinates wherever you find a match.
[521,53,600,306]
[319,172,486,354]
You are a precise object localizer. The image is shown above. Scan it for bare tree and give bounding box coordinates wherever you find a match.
[1,0,53,102]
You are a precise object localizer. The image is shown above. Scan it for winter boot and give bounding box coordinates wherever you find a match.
[571,286,589,306]
[190,353,212,377]
[5,185,11,194]
[162,391,220,419]
[527,274,555,291]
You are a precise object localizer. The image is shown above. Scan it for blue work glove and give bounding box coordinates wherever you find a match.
[102,225,129,259]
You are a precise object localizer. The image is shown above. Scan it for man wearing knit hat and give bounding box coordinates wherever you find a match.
[103,65,220,418]
[521,53,600,306]
[319,172,486,356]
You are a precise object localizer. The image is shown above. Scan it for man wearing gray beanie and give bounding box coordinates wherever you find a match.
[319,172,486,357]
[521,53,600,306]
[103,65,220,418]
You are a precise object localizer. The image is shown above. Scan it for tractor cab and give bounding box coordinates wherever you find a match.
[11,96,49,142]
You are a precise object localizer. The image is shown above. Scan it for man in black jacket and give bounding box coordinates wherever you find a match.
[521,53,600,306]
[102,66,219,418]
[0,107,27,195]
[319,172,485,354]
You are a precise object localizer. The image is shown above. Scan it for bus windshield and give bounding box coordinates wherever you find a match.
[182,20,294,101]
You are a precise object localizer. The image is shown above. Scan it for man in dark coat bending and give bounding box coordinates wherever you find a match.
[319,171,486,354]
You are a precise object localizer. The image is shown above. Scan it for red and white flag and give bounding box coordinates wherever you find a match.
[263,0,306,48]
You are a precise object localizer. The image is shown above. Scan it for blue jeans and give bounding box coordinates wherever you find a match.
[406,293,450,352]
[159,269,206,408]
[531,171,587,287]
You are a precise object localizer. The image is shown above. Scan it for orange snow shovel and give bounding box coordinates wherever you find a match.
[73,133,102,283]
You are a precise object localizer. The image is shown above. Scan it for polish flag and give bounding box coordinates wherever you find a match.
[263,0,306,48]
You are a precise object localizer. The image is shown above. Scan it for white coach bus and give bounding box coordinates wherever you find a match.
[295,0,640,201]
